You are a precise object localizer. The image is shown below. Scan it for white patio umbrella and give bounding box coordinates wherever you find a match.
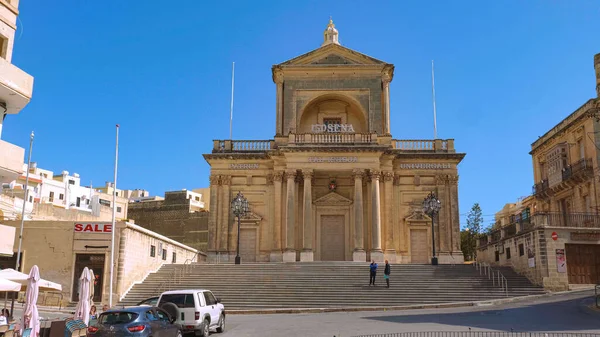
[0,278,21,292]
[74,267,92,325]
[22,265,40,337]
[0,269,62,291]
[88,269,95,308]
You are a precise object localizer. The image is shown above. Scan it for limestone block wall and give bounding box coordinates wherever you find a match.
[117,223,198,300]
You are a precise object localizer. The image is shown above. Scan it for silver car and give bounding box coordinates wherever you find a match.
[87,306,181,337]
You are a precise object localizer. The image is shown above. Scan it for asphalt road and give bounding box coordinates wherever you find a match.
[217,290,600,337]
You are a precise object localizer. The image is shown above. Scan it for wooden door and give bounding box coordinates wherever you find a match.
[320,215,345,261]
[410,229,428,264]
[239,228,257,262]
[565,244,600,284]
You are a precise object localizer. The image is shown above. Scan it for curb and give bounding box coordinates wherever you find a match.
[226,288,594,315]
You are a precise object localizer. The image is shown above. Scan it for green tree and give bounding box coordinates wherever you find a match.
[461,203,484,261]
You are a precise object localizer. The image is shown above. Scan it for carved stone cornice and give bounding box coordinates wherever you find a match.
[220,175,232,185]
[272,65,284,84]
[209,175,221,186]
[382,64,394,84]
[273,170,284,182]
[352,169,365,180]
[383,171,394,182]
[278,146,390,153]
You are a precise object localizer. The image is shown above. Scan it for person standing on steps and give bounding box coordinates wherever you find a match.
[384,260,391,288]
[369,260,378,286]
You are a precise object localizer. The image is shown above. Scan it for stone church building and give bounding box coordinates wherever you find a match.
[204,20,466,264]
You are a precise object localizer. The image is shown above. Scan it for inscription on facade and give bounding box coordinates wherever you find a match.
[308,156,358,163]
[311,124,355,133]
[229,164,259,169]
[570,232,600,241]
[400,163,452,169]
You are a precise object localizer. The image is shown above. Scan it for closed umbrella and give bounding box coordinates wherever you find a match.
[22,265,40,337]
[88,269,95,307]
[74,267,91,325]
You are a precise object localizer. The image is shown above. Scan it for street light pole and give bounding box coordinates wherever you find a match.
[231,191,249,265]
[423,192,441,266]
[16,131,34,272]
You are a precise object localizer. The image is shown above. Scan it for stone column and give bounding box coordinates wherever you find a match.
[352,169,366,262]
[370,170,383,262]
[283,169,297,262]
[301,170,314,261]
[270,171,284,262]
[382,66,393,135]
[383,171,396,262]
[207,175,220,258]
[449,175,463,259]
[273,66,284,136]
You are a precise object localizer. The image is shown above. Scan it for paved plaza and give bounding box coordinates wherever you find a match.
[217,290,600,337]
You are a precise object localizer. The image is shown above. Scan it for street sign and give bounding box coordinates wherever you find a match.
[551,232,558,241]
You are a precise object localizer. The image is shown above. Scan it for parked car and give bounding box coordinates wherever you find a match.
[157,289,225,336]
[87,306,181,337]
[137,297,159,307]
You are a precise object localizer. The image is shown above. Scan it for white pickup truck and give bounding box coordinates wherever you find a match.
[157,289,225,336]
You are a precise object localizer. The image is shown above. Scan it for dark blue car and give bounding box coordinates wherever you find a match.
[88,306,181,337]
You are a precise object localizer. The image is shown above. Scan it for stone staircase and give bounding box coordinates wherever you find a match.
[119,263,546,310]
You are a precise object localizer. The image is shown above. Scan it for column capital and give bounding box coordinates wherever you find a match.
[209,175,221,186]
[285,169,297,180]
[393,174,401,186]
[383,171,394,182]
[352,169,365,180]
[302,170,314,180]
[273,170,284,182]
[370,170,381,180]
[266,174,274,185]
[220,175,232,186]
[382,64,394,84]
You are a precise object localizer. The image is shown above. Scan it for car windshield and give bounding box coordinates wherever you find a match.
[98,312,139,325]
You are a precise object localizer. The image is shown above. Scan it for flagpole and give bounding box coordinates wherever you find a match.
[431,60,438,139]
[109,124,119,307]
[15,131,34,272]
[229,62,235,140]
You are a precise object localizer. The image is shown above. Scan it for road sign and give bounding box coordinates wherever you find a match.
[551,232,558,241]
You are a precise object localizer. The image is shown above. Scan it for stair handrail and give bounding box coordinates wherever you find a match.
[473,261,509,297]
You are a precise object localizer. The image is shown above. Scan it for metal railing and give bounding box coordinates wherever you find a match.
[158,256,199,293]
[531,212,600,228]
[353,332,600,337]
[474,261,508,297]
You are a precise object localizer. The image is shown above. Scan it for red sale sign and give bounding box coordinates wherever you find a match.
[74,223,112,233]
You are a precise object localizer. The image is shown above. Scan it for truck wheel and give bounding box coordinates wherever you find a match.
[200,319,210,337]
[216,314,225,333]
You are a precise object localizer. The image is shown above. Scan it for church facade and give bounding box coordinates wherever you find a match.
[203,20,466,264]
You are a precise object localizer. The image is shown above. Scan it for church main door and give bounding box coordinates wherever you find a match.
[320,215,345,261]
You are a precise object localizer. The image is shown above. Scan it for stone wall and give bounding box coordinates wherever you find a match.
[117,224,198,302]
[128,193,209,252]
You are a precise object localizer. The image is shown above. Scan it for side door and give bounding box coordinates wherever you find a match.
[155,308,178,337]
[144,309,162,337]
[202,291,219,325]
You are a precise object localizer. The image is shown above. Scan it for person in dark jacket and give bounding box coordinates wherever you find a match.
[384,260,391,288]
[369,260,378,286]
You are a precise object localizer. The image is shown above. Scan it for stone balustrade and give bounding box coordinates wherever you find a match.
[392,139,454,152]
[212,140,274,153]
[289,132,377,144]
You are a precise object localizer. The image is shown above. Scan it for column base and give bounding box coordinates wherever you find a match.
[300,250,314,262]
[282,250,296,262]
[206,251,218,263]
[438,251,465,265]
[384,250,397,263]
[270,251,283,262]
[370,250,384,263]
[353,250,367,262]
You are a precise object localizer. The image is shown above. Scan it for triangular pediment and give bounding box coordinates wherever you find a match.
[278,44,386,66]
[405,210,432,222]
[241,211,262,221]
[314,192,353,206]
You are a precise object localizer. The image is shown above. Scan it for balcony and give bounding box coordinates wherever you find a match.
[289,132,378,145]
[0,57,34,115]
[212,140,273,153]
[561,158,594,183]
[535,158,595,199]
[0,140,24,184]
[531,212,600,228]
[532,179,549,197]
[392,139,454,152]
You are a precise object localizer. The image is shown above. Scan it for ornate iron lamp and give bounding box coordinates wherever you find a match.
[231,191,249,265]
[422,192,442,266]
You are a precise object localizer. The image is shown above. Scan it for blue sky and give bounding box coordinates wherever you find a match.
[4,1,599,228]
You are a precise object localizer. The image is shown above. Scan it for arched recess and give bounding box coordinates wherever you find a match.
[297,94,368,134]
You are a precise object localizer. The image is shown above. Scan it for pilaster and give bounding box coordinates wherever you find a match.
[370,170,383,262]
[220,175,232,253]
[284,169,297,262]
[301,170,314,261]
[207,175,220,258]
[383,171,396,262]
[273,66,284,136]
[352,169,365,262]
